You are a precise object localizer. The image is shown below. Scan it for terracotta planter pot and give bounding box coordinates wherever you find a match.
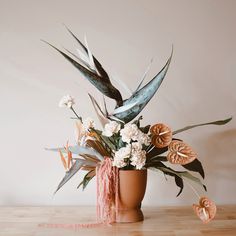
[116,169,147,223]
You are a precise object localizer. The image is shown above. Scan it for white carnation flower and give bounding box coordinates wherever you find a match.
[102,121,121,137]
[137,132,151,146]
[83,117,95,130]
[120,124,139,143]
[113,145,131,168]
[130,142,147,170]
[58,95,75,108]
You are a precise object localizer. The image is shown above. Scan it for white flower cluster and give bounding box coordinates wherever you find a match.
[102,121,121,137]
[113,142,147,170]
[111,123,150,169]
[58,95,75,108]
[120,123,151,146]
[130,142,147,170]
[113,145,131,168]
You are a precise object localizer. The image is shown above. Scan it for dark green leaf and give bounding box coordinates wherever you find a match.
[174,175,184,197]
[140,125,151,134]
[146,155,168,164]
[148,161,206,196]
[77,170,95,190]
[132,116,143,128]
[63,25,109,79]
[146,138,182,158]
[173,117,232,135]
[146,146,168,158]
[42,40,123,106]
[182,159,205,179]
[148,162,185,196]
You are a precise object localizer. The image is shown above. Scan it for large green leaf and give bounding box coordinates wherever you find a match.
[173,117,232,135]
[148,162,184,196]
[113,51,172,123]
[42,40,123,106]
[149,161,206,197]
[54,159,85,194]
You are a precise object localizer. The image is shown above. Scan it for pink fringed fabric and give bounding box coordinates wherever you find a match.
[38,157,119,230]
[96,157,119,224]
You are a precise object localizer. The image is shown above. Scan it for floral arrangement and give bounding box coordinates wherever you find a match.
[44,27,231,224]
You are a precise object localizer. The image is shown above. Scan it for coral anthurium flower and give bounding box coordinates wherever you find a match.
[167,140,197,164]
[193,197,217,223]
[150,123,172,148]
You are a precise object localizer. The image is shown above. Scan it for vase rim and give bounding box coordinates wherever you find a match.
[119,169,147,172]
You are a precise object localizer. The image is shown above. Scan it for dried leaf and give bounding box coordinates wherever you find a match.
[59,150,67,170]
[88,93,109,127]
[86,139,110,157]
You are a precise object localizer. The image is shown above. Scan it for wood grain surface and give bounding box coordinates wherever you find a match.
[0,205,235,236]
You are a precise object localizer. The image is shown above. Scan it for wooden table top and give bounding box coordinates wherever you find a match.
[0,205,235,236]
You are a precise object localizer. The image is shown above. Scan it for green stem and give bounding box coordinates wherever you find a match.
[70,107,82,122]
[184,178,201,199]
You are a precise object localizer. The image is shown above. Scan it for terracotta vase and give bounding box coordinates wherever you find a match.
[116,169,147,223]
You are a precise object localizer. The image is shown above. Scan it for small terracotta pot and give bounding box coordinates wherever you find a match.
[116,169,147,223]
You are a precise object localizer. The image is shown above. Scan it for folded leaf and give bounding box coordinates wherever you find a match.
[173,117,232,135]
[114,50,172,123]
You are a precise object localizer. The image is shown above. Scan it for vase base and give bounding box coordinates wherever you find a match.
[116,208,144,223]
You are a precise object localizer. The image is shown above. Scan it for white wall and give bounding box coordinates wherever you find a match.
[0,0,235,206]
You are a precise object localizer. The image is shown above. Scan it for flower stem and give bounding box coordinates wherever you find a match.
[184,178,201,199]
[70,107,82,122]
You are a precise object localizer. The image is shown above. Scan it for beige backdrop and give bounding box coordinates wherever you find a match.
[0,0,235,206]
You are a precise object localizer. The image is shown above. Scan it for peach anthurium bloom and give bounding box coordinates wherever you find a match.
[167,140,197,165]
[150,123,172,148]
[193,197,217,223]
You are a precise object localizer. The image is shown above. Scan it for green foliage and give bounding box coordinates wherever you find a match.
[77,170,95,190]
[173,117,232,135]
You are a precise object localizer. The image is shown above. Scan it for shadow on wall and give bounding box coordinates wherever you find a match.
[200,128,236,202]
